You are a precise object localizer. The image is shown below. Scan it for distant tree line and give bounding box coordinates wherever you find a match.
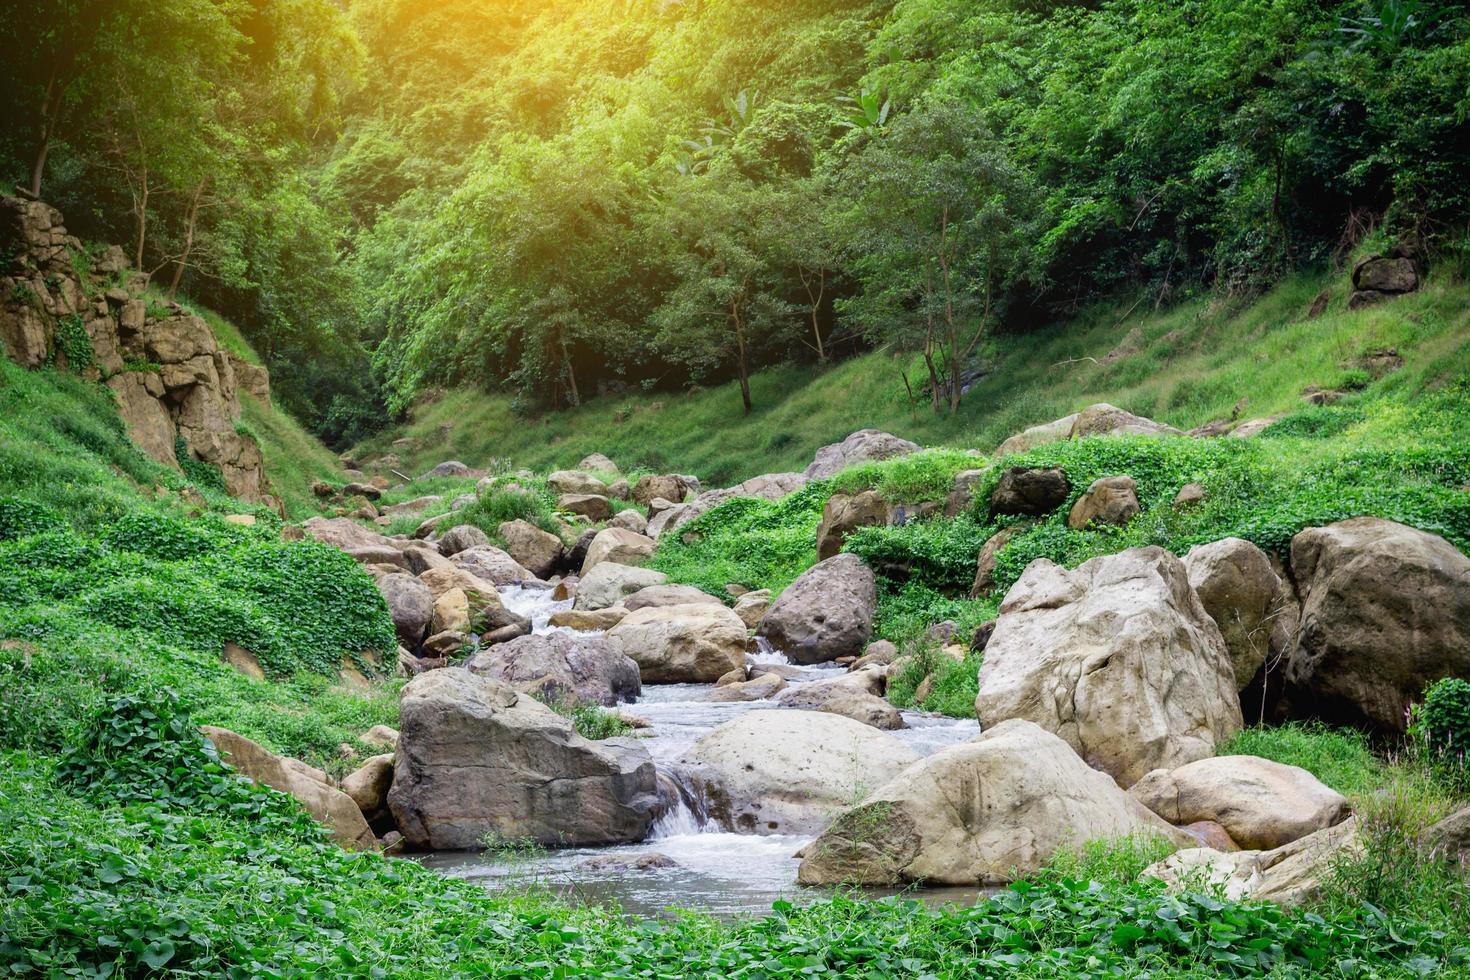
[5,0,1468,438]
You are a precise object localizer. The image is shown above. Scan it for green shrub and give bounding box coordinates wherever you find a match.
[54,689,323,842]
[886,640,982,719]
[649,482,830,598]
[548,699,634,740]
[1416,677,1470,773]
[1032,834,1179,888]
[0,497,65,541]
[101,511,219,561]
[451,482,561,539]
[53,314,93,371]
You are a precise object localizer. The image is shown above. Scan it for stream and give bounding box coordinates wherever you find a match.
[414,584,985,918]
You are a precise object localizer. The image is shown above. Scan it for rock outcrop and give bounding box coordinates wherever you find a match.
[756,554,876,664]
[1,197,276,508]
[388,669,659,849]
[797,720,1188,886]
[1129,756,1350,850]
[680,710,919,835]
[976,547,1242,786]
[1281,518,1470,734]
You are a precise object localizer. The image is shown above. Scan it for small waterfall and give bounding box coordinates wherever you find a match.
[747,636,790,664]
[650,767,714,838]
[498,583,572,634]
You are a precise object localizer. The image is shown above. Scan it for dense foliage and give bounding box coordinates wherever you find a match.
[6,0,1470,437]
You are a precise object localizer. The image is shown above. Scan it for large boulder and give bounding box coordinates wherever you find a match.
[633,474,686,507]
[1182,538,1281,691]
[303,516,396,552]
[1129,755,1349,850]
[388,669,658,849]
[815,490,888,561]
[1283,518,1470,733]
[453,545,535,586]
[680,709,919,834]
[732,588,772,628]
[797,720,1188,886]
[437,523,491,557]
[547,470,608,496]
[573,561,668,611]
[582,527,656,574]
[989,467,1070,517]
[377,573,434,649]
[1068,403,1182,440]
[995,413,1079,457]
[202,726,375,850]
[557,493,611,522]
[1066,475,1140,529]
[608,509,648,534]
[497,520,564,579]
[756,554,876,664]
[804,429,920,480]
[605,603,747,683]
[468,632,641,706]
[577,453,619,475]
[976,547,1242,787]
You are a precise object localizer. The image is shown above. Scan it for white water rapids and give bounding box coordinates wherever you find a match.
[415,583,982,917]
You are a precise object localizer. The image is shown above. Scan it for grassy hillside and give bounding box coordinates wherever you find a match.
[356,270,1470,485]
[4,278,1470,975]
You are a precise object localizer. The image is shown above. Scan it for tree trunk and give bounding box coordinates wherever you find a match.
[133,169,149,273]
[29,76,60,198]
[732,299,752,416]
[559,333,580,408]
[801,267,826,362]
[168,179,207,298]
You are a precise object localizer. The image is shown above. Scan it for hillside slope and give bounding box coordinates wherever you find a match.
[356,269,1470,485]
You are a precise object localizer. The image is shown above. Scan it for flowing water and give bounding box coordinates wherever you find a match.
[416,584,985,918]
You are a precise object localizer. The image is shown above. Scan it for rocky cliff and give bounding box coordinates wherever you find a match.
[0,196,278,511]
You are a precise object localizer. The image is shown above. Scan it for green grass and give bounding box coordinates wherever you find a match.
[354,270,1470,485]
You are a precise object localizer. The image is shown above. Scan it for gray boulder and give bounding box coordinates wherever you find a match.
[388,669,658,849]
[1182,537,1281,690]
[377,573,434,649]
[574,562,668,611]
[1283,518,1470,734]
[804,429,920,480]
[680,709,919,834]
[797,720,1188,886]
[469,632,641,706]
[989,467,1070,517]
[438,523,490,557]
[756,554,876,664]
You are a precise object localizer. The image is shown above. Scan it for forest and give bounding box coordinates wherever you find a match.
[4,0,1468,443]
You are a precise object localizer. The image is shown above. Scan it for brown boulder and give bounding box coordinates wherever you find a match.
[1066,475,1140,529]
[1283,518,1470,734]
